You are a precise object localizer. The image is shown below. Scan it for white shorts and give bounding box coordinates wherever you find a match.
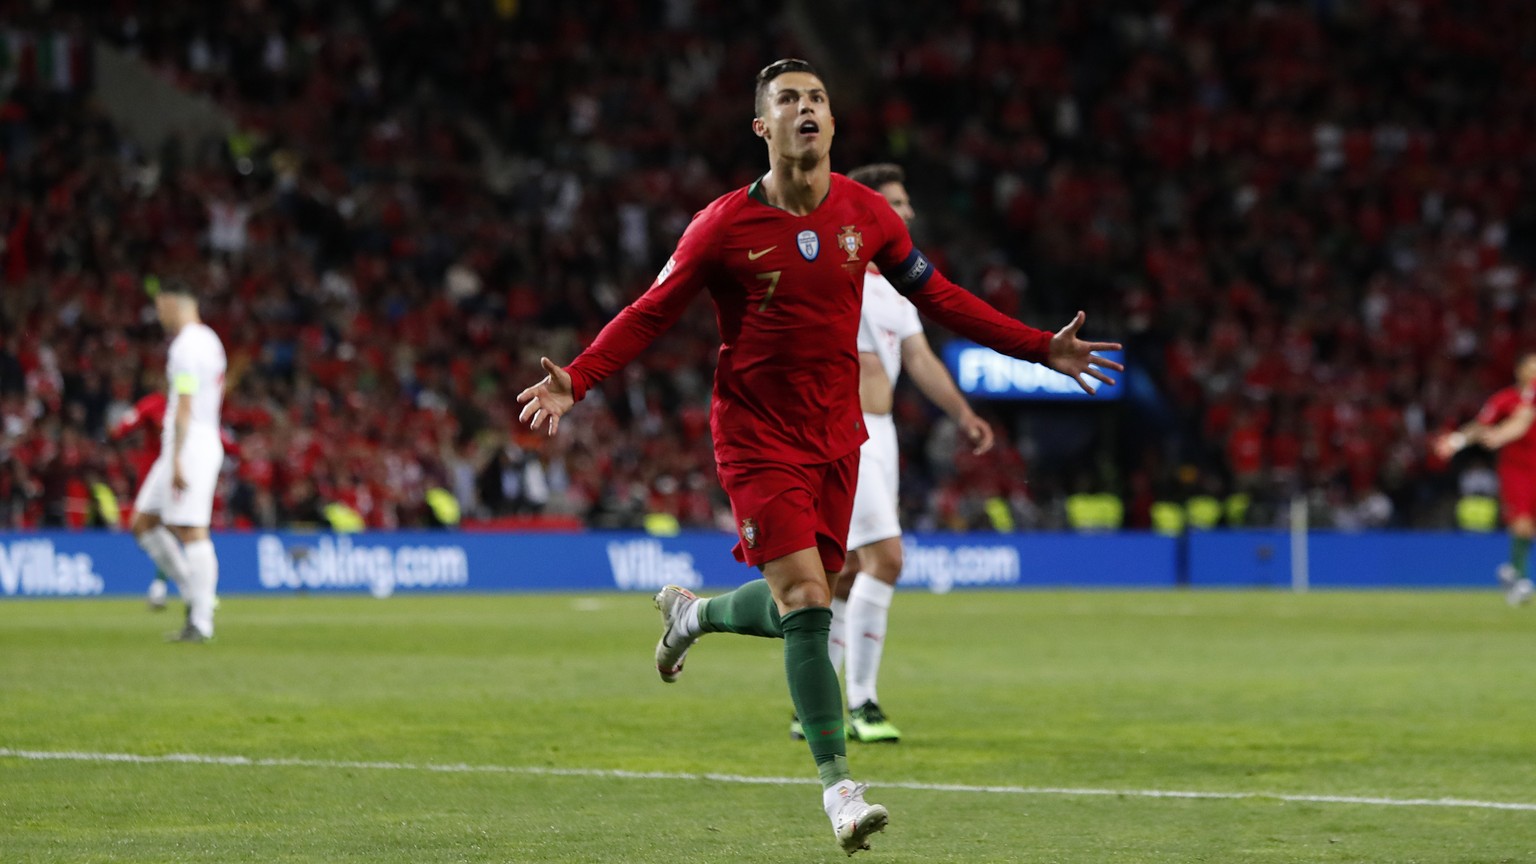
[132,433,224,527]
[846,412,901,551]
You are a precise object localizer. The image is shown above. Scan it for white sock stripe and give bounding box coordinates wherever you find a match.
[2,747,1532,812]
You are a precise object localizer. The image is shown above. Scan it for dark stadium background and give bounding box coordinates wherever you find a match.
[3,0,1533,536]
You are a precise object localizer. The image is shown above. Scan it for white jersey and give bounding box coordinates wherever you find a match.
[857,270,924,393]
[162,322,227,451]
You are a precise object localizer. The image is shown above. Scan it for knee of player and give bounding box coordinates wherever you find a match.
[778,579,833,611]
[868,541,903,582]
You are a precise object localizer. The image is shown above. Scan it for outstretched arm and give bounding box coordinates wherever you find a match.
[1438,406,1536,459]
[1480,406,1536,450]
[110,393,165,440]
[515,290,694,437]
[900,331,993,454]
[515,211,718,435]
[870,204,1121,394]
[905,267,1123,394]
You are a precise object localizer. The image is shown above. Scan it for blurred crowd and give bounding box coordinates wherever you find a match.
[2,0,1534,533]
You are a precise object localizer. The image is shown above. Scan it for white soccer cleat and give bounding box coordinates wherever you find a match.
[826,781,889,856]
[1497,563,1519,588]
[1509,578,1534,607]
[653,585,700,683]
[146,578,168,611]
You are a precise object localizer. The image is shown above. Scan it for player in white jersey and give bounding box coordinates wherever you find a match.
[790,164,995,743]
[130,279,227,642]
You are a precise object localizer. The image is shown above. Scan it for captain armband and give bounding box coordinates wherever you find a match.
[890,248,935,295]
[173,371,199,395]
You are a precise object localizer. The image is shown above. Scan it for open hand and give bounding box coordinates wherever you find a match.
[1047,311,1123,395]
[516,357,576,436]
[1432,431,1469,462]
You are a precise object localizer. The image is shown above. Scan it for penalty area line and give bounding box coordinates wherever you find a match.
[2,747,1534,813]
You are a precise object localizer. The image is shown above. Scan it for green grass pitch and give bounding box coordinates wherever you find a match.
[2,589,1533,863]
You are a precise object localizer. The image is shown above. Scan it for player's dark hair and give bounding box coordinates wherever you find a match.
[848,163,906,190]
[754,58,821,117]
[159,278,197,299]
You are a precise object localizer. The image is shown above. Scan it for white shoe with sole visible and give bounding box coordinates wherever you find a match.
[1498,564,1533,606]
[825,781,889,856]
[652,585,700,683]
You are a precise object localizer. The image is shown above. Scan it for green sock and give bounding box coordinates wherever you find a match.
[698,579,782,637]
[1512,537,1532,579]
[782,607,849,789]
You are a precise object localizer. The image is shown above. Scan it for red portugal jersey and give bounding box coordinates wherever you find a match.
[566,173,1054,465]
[1477,385,1536,472]
[111,392,169,481]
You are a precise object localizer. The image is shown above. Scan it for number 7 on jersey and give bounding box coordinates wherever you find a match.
[755,270,782,312]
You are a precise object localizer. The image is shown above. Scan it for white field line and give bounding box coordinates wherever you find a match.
[3,747,1533,813]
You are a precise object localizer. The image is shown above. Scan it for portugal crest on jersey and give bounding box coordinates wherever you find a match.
[796,230,819,261]
[837,225,863,262]
[741,517,759,549]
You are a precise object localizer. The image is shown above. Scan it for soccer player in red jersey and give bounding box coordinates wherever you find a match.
[516,59,1122,854]
[1436,352,1536,605]
[112,391,174,608]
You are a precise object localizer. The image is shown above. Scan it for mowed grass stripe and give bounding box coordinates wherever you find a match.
[6,747,1535,813]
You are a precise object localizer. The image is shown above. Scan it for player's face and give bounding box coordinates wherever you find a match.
[877,181,915,225]
[753,72,835,164]
[154,294,191,332]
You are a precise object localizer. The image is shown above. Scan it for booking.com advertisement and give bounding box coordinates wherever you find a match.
[0,530,1175,598]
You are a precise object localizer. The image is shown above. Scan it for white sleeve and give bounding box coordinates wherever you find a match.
[856,307,879,353]
[166,338,184,373]
[166,341,197,393]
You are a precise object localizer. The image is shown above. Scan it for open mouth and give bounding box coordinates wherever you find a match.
[798,119,820,135]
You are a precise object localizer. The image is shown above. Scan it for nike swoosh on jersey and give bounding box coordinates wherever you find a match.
[747,246,777,260]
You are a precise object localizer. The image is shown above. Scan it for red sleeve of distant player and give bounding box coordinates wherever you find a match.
[867,202,1052,364]
[1477,389,1517,426]
[111,392,168,439]
[564,208,720,401]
